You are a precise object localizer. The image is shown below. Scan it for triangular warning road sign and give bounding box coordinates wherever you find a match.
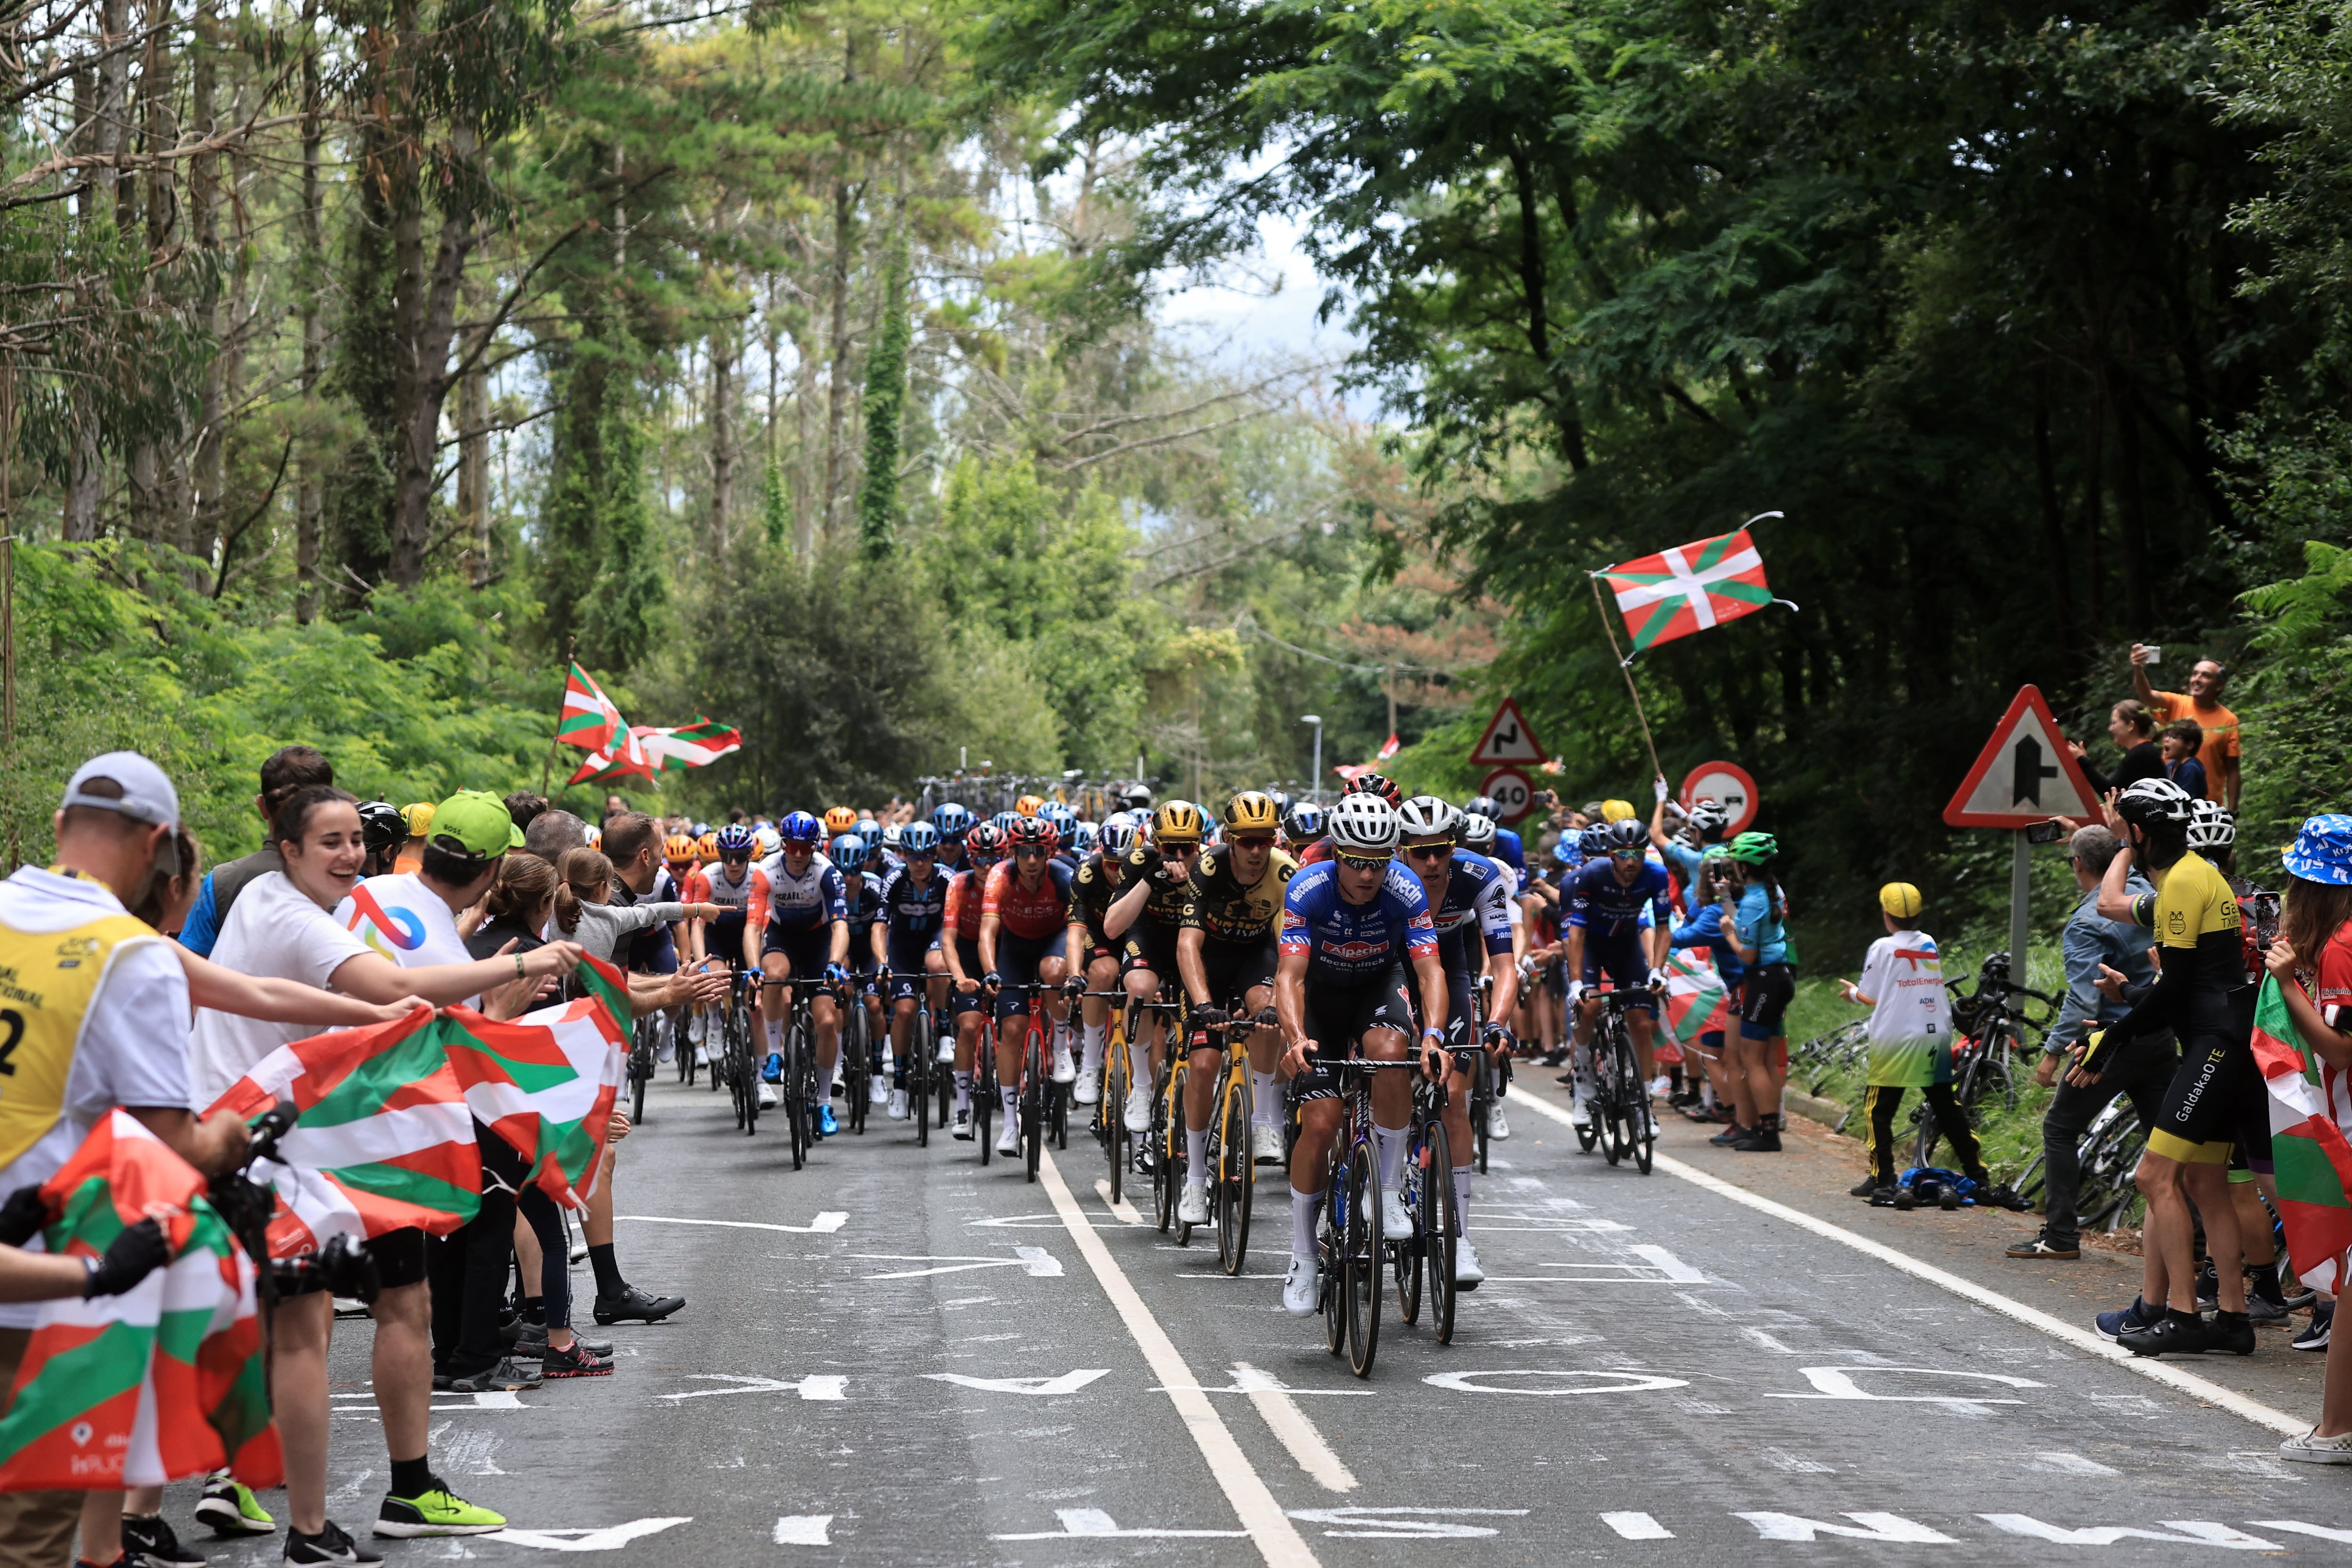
[1470,698,1546,766]
[1943,685,2102,828]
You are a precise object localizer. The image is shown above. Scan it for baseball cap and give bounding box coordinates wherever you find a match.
[2284,815,2352,887]
[1879,881,1925,918]
[401,802,437,837]
[429,790,524,859]
[61,752,181,832]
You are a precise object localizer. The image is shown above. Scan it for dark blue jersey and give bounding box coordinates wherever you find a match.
[1280,860,1439,983]
[1490,827,1525,874]
[1565,857,1673,942]
[1429,850,1514,973]
[876,865,948,948]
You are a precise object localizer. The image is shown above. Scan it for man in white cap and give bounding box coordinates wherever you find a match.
[0,753,249,1568]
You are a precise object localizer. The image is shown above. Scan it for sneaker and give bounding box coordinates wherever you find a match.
[284,1520,382,1566]
[539,1339,614,1378]
[1177,1185,1210,1226]
[952,1106,974,1140]
[1976,1183,2026,1212]
[1073,1067,1101,1106]
[1708,1123,1747,1146]
[1123,1083,1153,1135]
[2117,1309,2215,1357]
[1892,1186,1918,1210]
[1051,1042,1076,1083]
[2250,1288,2293,1327]
[1250,1124,1286,1165]
[887,1089,909,1120]
[511,1323,613,1357]
[1867,1185,1903,1207]
[2294,1302,2333,1352]
[592,1284,685,1325]
[2282,1274,2319,1311]
[2005,1232,2080,1260]
[2205,1310,2258,1356]
[938,1035,956,1064]
[1569,1099,1592,1129]
[124,1514,206,1568]
[1730,1123,1781,1152]
[817,1103,838,1137]
[755,1081,780,1110]
[2094,1295,2161,1343]
[1454,1238,1485,1289]
[870,1075,889,1106]
[1848,1177,1881,1200]
[763,1052,783,1082]
[2280,1427,2352,1465]
[995,1117,1020,1155]
[373,1487,506,1539]
[196,1474,277,1536]
[1486,1106,1510,1140]
[448,1356,540,1393]
[1282,1256,1321,1317]
[1379,1187,1410,1240]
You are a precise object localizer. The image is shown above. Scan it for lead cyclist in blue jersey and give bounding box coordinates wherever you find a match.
[1275,794,1449,1317]
[1563,818,1674,1128]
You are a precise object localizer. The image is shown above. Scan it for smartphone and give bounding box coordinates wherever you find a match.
[2026,820,2069,845]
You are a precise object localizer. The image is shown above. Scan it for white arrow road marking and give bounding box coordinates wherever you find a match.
[993,1509,1250,1541]
[1766,1365,2042,1415]
[853,1249,1062,1279]
[2257,1521,2352,1544]
[1286,1508,1527,1540]
[618,1213,846,1234]
[966,1213,1076,1229]
[658,1375,846,1402]
[486,1519,691,1552]
[1981,1516,2280,1549]
[1232,1364,1356,1492]
[772,1516,833,1546]
[1602,1512,1674,1540]
[924,1369,1108,1396]
[1094,1178,1144,1225]
[1735,1513,1957,1544]
[1422,1369,1689,1396]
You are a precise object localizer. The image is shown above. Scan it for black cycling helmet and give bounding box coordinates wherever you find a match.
[1604,818,1648,854]
[1464,794,1500,820]
[357,800,410,856]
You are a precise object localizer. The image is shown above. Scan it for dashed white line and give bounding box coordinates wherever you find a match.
[1094,1178,1144,1225]
[1601,1511,1675,1540]
[1232,1362,1358,1493]
[618,1212,847,1234]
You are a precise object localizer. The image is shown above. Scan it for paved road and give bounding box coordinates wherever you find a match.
[159,1062,2352,1565]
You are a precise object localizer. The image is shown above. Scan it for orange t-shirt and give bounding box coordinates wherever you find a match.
[2149,689,2238,799]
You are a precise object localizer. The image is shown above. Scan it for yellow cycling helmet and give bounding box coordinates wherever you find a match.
[1015,794,1046,817]
[697,831,719,858]
[822,806,859,835]
[1223,791,1280,834]
[400,802,437,837]
[1152,800,1206,845]
[664,833,696,865]
[1600,799,1637,823]
[1880,882,1925,919]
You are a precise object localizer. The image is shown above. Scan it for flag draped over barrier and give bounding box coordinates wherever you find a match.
[2254,975,2352,1296]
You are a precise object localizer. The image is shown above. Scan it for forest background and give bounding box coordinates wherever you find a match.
[4,0,2351,968]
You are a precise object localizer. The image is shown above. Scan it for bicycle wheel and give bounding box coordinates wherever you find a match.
[1023,1029,1044,1185]
[1394,1133,1424,1325]
[976,1056,995,1166]
[1168,1061,1193,1244]
[630,1021,652,1127]
[1343,1141,1383,1378]
[1424,1118,1457,1345]
[1631,1093,1655,1175]
[1103,1032,1128,1206]
[1216,1072,1252,1277]
[786,1026,808,1170]
[1320,1192,1346,1357]
[1473,1057,1492,1176]
[1600,1067,1624,1169]
[913,1006,932,1147]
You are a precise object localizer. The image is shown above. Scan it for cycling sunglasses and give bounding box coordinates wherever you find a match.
[721,851,752,864]
[1335,850,1392,871]
[1229,835,1275,850]
[1403,843,1452,863]
[1013,845,1049,859]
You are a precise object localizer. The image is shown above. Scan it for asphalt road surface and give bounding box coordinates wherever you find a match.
[157,1060,2352,1566]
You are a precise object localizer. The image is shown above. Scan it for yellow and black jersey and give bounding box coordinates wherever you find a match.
[2095,850,2251,1058]
[1119,844,1190,932]
[1066,852,1122,941]
[1178,845,1298,946]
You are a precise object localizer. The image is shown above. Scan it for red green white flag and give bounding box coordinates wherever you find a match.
[1662,948,1732,1048]
[636,717,742,774]
[2253,975,2352,1296]
[557,663,626,752]
[565,727,655,787]
[1595,519,1792,658]
[440,955,631,1205]
[0,1113,282,1492]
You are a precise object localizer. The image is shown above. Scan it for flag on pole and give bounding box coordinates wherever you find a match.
[556,663,627,752]
[0,1113,282,1492]
[635,717,742,774]
[1333,733,1401,782]
[2254,975,2352,1296]
[1594,518,1793,658]
[439,956,630,1205]
[565,727,656,787]
[1662,948,1732,1047]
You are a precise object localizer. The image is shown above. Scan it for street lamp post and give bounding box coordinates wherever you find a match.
[1301,714,1323,803]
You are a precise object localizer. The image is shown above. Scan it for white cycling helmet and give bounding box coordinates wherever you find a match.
[2116,776,2194,829]
[2187,798,2235,853]
[1328,794,1401,854]
[754,827,781,858]
[1397,794,1461,840]
[1687,798,1731,834]
[1459,812,1498,851]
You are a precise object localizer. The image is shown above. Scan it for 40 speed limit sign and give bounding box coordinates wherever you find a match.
[1480,767,1535,823]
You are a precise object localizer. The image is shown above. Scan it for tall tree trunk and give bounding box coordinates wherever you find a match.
[822,175,854,543]
[63,0,132,541]
[709,328,734,554]
[792,322,817,556]
[188,0,221,565]
[456,330,489,586]
[125,0,176,545]
[295,15,322,621]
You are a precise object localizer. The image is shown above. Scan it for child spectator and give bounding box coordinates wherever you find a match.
[2161,718,2208,801]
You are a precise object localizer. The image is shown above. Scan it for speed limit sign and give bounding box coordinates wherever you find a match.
[1481,767,1535,823]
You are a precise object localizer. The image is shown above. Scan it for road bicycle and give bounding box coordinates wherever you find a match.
[2010,1097,2148,1234]
[1084,989,1134,1205]
[722,968,759,1135]
[627,1011,658,1128]
[1133,987,1192,1236]
[1914,951,2056,1167]
[1589,986,1657,1174]
[1393,1055,1459,1345]
[841,972,880,1137]
[777,982,821,1169]
[995,981,1073,1183]
[973,989,1001,1165]
[1463,973,1510,1176]
[898,983,936,1149]
[1306,1057,1418,1379]
[1796,1020,1869,1098]
[1198,997,1260,1277]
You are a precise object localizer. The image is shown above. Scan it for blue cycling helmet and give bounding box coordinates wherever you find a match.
[931,802,972,839]
[779,810,823,845]
[855,819,883,849]
[1073,821,1098,854]
[901,822,940,854]
[1579,825,1611,856]
[830,833,868,870]
[1040,802,1077,835]
[714,823,755,857]
[1098,821,1137,855]
[1287,803,1326,839]
[992,810,1022,835]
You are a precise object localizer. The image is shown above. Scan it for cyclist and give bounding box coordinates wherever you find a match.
[663,832,700,890]
[1296,775,1398,866]
[1065,819,1137,1107]
[1041,804,1081,873]
[940,822,1007,1138]
[1275,793,1448,1316]
[755,811,851,1130]
[877,821,907,880]
[1562,818,1672,1134]
[1463,793,1524,877]
[978,816,1077,1157]
[1716,829,1793,1152]
[1174,792,1300,1224]
[832,834,890,1110]
[932,802,974,875]
[1283,800,1326,859]
[683,824,767,1069]
[875,822,949,1120]
[1105,802,1207,1135]
[1072,820,1099,859]
[356,799,410,879]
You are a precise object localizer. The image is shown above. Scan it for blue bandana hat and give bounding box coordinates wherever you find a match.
[2284,814,2352,886]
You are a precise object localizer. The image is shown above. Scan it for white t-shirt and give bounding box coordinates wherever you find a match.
[189,871,371,1106]
[1859,931,1950,1048]
[0,866,193,1327]
[336,873,476,1003]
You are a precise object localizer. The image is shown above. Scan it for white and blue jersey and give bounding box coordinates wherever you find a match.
[1429,850,1514,975]
[1280,860,1439,985]
[760,852,847,936]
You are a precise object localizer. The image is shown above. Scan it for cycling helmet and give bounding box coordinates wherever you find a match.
[1120,784,1153,811]
[830,833,868,871]
[1464,794,1500,820]
[715,823,755,858]
[1700,842,1733,866]
[1328,794,1401,854]
[1603,818,1648,854]
[1579,825,1612,856]
[1009,815,1057,852]
[881,822,906,853]
[697,831,719,858]
[2186,798,2236,852]
[1015,794,1046,816]
[1458,812,1497,851]
[357,800,410,855]
[965,821,1006,860]
[1072,822,1098,855]
[1600,799,1637,822]
[854,819,883,850]
[900,822,940,855]
[2114,776,2193,830]
[1686,798,1731,835]
[1269,790,1294,819]
[991,809,1022,835]
[932,802,973,839]
[754,827,781,857]
[779,810,823,845]
[664,832,696,864]
[1223,791,1281,834]
[1098,821,1137,856]
[823,806,859,835]
[1040,802,1078,839]
[1397,795,1462,840]
[1726,829,1778,865]
[1153,800,1206,845]
[1286,802,1326,840]
[1344,772,1402,808]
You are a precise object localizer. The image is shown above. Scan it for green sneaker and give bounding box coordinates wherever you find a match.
[373,1488,506,1538]
[193,1472,276,1536]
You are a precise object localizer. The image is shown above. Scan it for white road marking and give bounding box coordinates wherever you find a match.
[1094,1178,1144,1224]
[923,1369,1109,1396]
[1741,1327,1795,1353]
[2257,1520,2352,1544]
[1601,1512,1674,1540]
[1765,1448,1836,1473]
[486,1519,692,1552]
[1981,1515,2280,1549]
[657,1374,845,1402]
[1767,1365,2042,1415]
[1627,1243,1707,1281]
[2029,1451,2120,1476]
[993,1508,1249,1540]
[618,1212,846,1234]
[1232,1363,1358,1492]
[1035,1147,1321,1568]
[1735,1512,1957,1544]
[1285,1507,1526,1539]
[334,1390,522,1415]
[851,1249,1062,1279]
[1509,1086,2311,1435]
[772,1515,834,1546]
[1422,1369,1689,1395]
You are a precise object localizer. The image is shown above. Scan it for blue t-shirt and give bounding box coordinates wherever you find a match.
[1429,850,1514,973]
[1733,881,1789,967]
[177,870,223,957]
[1669,903,1745,991]
[1659,840,1705,914]
[1279,860,1438,983]
[1565,857,1673,943]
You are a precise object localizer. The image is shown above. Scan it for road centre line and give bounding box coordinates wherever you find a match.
[1506,1086,2306,1436]
[1035,1147,1321,1568]
[1232,1363,1359,1493]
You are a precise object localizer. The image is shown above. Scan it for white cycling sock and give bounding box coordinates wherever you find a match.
[1250,1070,1279,1126]
[1373,1124,1407,1191]
[1081,1022,1105,1074]
[1185,1127,1208,1181]
[1292,1188,1321,1260]
[765,1019,783,1053]
[954,1071,972,1109]
[1452,1166,1473,1231]
[1000,1085,1019,1119]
